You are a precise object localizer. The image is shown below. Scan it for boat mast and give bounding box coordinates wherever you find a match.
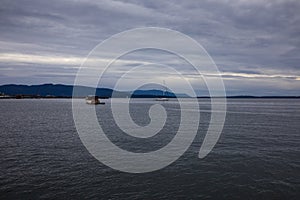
[163,80,166,97]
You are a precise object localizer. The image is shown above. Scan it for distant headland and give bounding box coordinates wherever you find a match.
[0,83,179,99]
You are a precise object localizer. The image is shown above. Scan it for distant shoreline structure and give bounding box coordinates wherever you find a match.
[0,83,299,99]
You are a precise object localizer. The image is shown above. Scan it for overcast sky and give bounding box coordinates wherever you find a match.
[0,0,299,95]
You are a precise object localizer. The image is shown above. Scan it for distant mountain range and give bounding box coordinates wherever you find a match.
[0,83,186,98]
[0,84,299,98]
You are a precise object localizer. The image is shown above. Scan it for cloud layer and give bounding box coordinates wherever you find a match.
[0,0,299,95]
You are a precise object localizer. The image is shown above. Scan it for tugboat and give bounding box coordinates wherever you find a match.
[85,95,105,105]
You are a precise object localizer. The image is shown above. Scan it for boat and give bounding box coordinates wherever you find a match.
[155,80,169,101]
[85,95,105,105]
[155,97,169,101]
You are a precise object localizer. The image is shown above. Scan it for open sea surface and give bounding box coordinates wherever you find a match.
[0,98,299,199]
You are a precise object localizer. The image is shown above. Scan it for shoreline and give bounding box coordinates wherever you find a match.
[1,96,300,99]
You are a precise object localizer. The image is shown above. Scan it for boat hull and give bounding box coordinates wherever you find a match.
[85,96,105,105]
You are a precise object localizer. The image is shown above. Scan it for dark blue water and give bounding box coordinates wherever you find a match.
[0,99,299,199]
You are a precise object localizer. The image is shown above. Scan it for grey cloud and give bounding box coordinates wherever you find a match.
[0,0,299,95]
